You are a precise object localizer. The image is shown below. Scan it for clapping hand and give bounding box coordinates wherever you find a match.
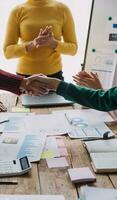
[34,26,58,49]
[73,71,103,89]
[26,26,58,52]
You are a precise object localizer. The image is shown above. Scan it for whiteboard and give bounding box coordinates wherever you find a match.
[83,0,117,89]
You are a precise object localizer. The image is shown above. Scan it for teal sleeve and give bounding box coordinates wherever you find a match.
[56,81,117,111]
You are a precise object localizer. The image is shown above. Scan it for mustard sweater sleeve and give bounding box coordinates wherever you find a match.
[55,4,78,55]
[3,7,27,59]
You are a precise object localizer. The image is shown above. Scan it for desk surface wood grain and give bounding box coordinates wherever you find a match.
[0,93,117,200]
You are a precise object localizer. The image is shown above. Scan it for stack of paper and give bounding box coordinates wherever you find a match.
[46,157,69,168]
[41,136,68,159]
[85,139,117,173]
[41,136,60,159]
[68,167,96,183]
[79,185,117,200]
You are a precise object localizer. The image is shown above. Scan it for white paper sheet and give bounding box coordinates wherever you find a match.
[42,136,60,159]
[2,113,71,135]
[53,109,113,139]
[0,113,34,132]
[0,132,46,162]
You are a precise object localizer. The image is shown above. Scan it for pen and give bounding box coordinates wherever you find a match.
[83,131,114,141]
[83,138,102,141]
[0,181,18,185]
[0,120,9,124]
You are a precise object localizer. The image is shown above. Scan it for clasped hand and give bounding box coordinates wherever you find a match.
[34,26,56,48]
[26,26,57,52]
[20,74,60,96]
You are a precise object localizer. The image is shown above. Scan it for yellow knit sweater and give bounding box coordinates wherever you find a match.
[3,0,78,75]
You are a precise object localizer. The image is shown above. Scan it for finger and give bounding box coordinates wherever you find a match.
[30,87,49,96]
[79,71,92,78]
[75,80,89,87]
[90,72,99,80]
[39,28,44,36]
[73,75,79,80]
[42,26,50,35]
[26,76,40,85]
[42,26,52,36]
[0,103,7,112]
[26,74,47,85]
[73,78,79,83]
[73,77,92,86]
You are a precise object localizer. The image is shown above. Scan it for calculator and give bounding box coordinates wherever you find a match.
[0,156,31,177]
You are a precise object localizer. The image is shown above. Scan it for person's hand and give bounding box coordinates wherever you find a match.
[25,26,52,52]
[20,76,49,96]
[73,71,103,89]
[25,26,58,52]
[26,74,61,91]
[0,101,7,112]
[34,26,58,49]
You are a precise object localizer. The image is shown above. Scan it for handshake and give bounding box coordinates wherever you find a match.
[20,74,61,96]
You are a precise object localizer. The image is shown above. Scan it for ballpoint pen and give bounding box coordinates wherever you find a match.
[83,131,114,141]
[0,120,9,124]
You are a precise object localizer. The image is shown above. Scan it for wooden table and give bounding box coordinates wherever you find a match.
[0,92,117,200]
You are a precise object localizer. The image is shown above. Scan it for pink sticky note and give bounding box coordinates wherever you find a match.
[68,167,96,183]
[57,139,65,147]
[59,147,68,156]
[46,157,69,168]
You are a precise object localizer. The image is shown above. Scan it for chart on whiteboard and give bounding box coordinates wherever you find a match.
[89,53,116,89]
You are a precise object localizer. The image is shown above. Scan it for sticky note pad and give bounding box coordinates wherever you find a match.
[59,147,68,156]
[68,167,96,183]
[41,150,56,159]
[12,107,30,113]
[46,157,69,168]
[56,139,65,147]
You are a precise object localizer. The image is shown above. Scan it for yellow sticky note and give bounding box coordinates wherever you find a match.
[12,107,30,113]
[41,150,56,159]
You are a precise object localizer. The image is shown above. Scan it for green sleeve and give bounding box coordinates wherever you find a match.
[56,81,117,111]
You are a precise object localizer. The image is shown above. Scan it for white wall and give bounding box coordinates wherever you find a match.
[0,0,92,82]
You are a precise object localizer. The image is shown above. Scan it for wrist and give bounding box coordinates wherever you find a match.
[51,79,61,90]
[50,39,58,49]
[25,41,35,52]
[20,78,27,91]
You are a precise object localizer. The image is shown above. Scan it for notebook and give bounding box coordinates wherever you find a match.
[21,93,73,107]
[79,186,117,200]
[0,195,65,200]
[90,152,117,173]
[85,139,117,173]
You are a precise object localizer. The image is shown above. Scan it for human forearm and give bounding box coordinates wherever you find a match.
[0,70,23,95]
[56,81,117,111]
[55,42,77,55]
[4,43,27,59]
